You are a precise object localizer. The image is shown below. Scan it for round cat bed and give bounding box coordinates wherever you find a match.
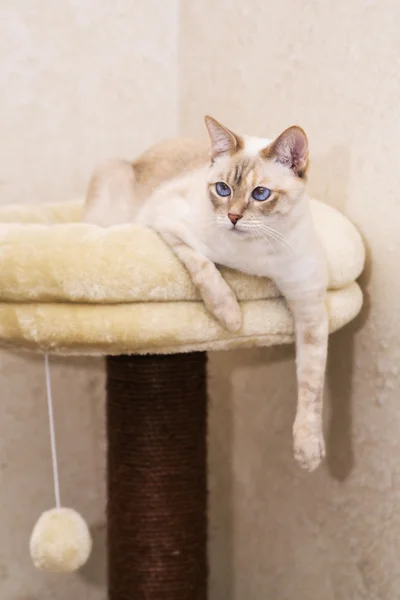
[0,198,364,599]
[0,199,363,354]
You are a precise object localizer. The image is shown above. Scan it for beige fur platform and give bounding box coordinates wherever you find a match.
[0,199,364,355]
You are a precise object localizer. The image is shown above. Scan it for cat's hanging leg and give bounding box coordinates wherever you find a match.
[160,232,242,333]
[282,287,329,471]
[293,294,328,471]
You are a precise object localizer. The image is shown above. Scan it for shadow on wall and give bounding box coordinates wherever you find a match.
[79,521,107,589]
[309,143,372,479]
[326,238,371,480]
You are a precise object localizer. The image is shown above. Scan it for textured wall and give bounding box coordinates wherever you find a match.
[0,2,178,599]
[181,1,400,599]
[1,1,399,599]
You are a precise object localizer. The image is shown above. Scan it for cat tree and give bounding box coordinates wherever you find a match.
[0,198,364,599]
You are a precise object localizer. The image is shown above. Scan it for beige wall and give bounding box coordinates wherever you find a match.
[0,2,178,599]
[1,1,399,599]
[181,1,400,599]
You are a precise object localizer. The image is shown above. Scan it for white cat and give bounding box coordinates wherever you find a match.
[84,117,328,471]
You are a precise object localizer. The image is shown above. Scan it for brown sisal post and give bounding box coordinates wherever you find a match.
[106,352,208,600]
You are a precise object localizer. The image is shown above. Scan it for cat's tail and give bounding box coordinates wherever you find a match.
[83,159,138,226]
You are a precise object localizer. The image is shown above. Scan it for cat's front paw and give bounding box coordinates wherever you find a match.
[213,291,242,332]
[293,418,325,472]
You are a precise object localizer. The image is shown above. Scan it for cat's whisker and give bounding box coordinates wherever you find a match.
[265,229,290,245]
[265,233,295,255]
[252,229,274,252]
[263,225,292,246]
[209,215,294,255]
[257,224,296,255]
[254,226,289,253]
[239,221,275,248]
[257,223,288,241]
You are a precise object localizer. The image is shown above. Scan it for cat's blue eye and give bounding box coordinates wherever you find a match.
[215,182,231,197]
[252,187,272,201]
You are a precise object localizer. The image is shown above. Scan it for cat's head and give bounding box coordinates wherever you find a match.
[205,116,309,236]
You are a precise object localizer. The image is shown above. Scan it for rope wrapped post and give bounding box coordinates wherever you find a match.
[106,352,208,600]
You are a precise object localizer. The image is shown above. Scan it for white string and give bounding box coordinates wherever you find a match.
[44,354,61,510]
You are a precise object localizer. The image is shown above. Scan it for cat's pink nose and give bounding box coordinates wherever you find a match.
[228,213,242,225]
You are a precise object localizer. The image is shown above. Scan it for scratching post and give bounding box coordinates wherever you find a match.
[106,353,208,600]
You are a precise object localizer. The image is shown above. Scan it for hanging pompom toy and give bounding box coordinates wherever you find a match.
[30,507,92,573]
[29,355,92,573]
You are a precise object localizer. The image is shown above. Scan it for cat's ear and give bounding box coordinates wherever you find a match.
[204,116,243,159]
[262,126,309,178]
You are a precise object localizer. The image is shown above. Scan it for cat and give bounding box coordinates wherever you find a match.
[84,117,328,472]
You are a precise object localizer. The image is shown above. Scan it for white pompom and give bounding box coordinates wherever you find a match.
[30,507,92,573]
